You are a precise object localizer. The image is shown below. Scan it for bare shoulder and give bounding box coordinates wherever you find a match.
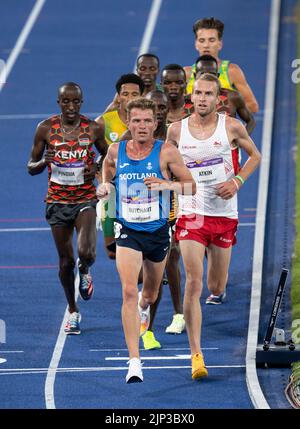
[228,62,247,82]
[161,141,179,156]
[35,118,51,138]
[166,120,182,144]
[108,142,119,157]
[226,115,247,138]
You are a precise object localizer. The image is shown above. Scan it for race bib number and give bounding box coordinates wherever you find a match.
[50,161,85,185]
[187,157,226,184]
[122,196,159,223]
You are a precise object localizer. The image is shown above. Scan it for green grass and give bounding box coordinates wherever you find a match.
[291,3,300,339]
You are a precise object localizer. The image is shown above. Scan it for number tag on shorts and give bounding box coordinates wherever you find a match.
[50,161,85,185]
[122,196,159,223]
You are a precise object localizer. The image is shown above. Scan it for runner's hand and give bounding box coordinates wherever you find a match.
[144,177,170,190]
[216,179,239,200]
[44,150,55,165]
[83,163,97,182]
[96,182,111,200]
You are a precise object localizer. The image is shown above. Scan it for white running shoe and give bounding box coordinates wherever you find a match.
[165,313,185,334]
[138,291,150,336]
[126,357,143,383]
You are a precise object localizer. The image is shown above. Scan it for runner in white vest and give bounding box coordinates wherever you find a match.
[166,74,261,380]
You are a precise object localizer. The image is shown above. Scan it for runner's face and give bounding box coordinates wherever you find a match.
[147,93,168,126]
[118,83,141,112]
[195,29,222,58]
[127,108,157,143]
[161,70,186,101]
[191,80,219,116]
[58,87,82,123]
[137,57,159,89]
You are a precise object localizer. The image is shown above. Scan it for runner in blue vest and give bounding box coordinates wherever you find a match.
[97,97,195,383]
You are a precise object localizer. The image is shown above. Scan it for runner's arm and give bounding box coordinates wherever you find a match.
[144,143,196,195]
[232,91,256,135]
[27,121,53,175]
[96,143,118,199]
[217,117,261,199]
[229,63,259,113]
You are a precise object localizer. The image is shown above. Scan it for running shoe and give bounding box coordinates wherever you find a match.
[191,353,208,380]
[165,314,185,334]
[138,291,150,336]
[77,259,94,301]
[142,330,161,350]
[126,357,143,383]
[205,290,226,305]
[64,312,81,335]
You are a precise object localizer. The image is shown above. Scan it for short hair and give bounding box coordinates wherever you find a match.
[58,82,82,98]
[145,89,168,103]
[136,53,160,68]
[193,17,224,40]
[195,54,218,66]
[194,73,221,95]
[126,97,157,118]
[161,64,186,79]
[115,73,145,95]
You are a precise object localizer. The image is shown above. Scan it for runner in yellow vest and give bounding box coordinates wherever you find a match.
[184,17,259,113]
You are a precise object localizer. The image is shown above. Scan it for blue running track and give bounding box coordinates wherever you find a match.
[0,0,295,410]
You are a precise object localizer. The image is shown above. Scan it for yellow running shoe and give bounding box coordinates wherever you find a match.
[191,353,208,379]
[142,330,161,350]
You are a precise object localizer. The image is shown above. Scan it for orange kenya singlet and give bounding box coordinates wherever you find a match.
[46,115,96,203]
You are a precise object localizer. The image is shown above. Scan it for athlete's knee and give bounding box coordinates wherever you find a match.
[185,277,202,297]
[122,284,138,303]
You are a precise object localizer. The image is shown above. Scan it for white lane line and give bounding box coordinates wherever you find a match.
[135,0,163,63]
[246,0,281,410]
[90,347,219,352]
[0,223,255,233]
[0,364,245,376]
[0,112,100,120]
[0,228,50,232]
[45,271,79,410]
[0,351,24,353]
[0,358,7,364]
[0,0,46,92]
[106,355,223,361]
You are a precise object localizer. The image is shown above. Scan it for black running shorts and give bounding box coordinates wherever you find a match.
[45,201,97,226]
[114,221,171,263]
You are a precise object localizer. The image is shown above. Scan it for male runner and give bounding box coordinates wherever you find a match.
[185,17,259,113]
[104,54,160,112]
[95,74,144,259]
[161,64,193,124]
[97,98,195,383]
[28,82,108,335]
[167,74,261,379]
[194,54,256,135]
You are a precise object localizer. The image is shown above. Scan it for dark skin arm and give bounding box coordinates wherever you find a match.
[87,120,108,181]
[27,119,53,175]
[28,119,108,183]
[230,91,256,135]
